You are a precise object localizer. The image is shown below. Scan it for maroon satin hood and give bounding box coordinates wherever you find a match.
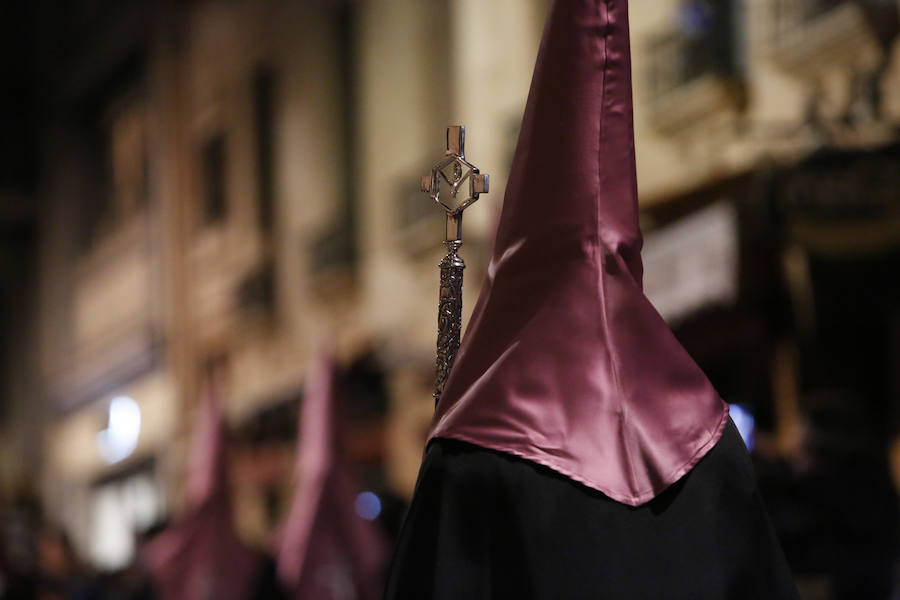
[276,350,387,600]
[143,381,261,600]
[428,0,729,506]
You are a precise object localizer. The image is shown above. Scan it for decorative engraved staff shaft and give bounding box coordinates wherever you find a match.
[421,126,490,405]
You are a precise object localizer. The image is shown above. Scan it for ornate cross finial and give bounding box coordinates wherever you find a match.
[421,126,489,405]
[421,125,490,242]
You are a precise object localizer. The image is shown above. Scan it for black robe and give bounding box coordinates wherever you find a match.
[384,419,798,599]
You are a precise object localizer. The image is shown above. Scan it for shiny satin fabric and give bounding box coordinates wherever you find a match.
[428,0,729,506]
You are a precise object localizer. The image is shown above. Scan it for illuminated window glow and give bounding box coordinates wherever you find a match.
[96,395,142,465]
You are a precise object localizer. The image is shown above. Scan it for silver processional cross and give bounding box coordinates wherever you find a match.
[421,125,490,405]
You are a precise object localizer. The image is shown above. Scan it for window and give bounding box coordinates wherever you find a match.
[201,133,228,225]
[311,3,359,274]
[76,51,148,251]
[109,101,150,219]
[253,67,277,233]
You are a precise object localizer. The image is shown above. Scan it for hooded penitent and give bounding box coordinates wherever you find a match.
[429,0,729,506]
[143,379,262,600]
[385,3,798,597]
[276,350,387,600]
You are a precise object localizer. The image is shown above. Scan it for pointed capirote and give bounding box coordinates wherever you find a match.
[143,379,262,600]
[429,0,729,506]
[277,349,387,600]
[184,377,229,509]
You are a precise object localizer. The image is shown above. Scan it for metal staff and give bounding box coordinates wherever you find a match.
[421,125,490,405]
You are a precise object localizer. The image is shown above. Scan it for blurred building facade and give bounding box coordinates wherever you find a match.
[2,0,899,592]
[10,0,550,570]
[630,3,900,595]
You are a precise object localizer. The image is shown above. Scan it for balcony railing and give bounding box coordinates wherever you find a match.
[763,0,896,73]
[768,0,897,42]
[768,0,846,41]
[646,0,745,132]
[648,0,742,101]
[235,259,276,321]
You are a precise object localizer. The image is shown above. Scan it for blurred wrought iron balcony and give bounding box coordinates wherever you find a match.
[235,258,276,324]
[765,0,899,74]
[646,0,746,133]
[311,222,357,275]
[394,169,444,257]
